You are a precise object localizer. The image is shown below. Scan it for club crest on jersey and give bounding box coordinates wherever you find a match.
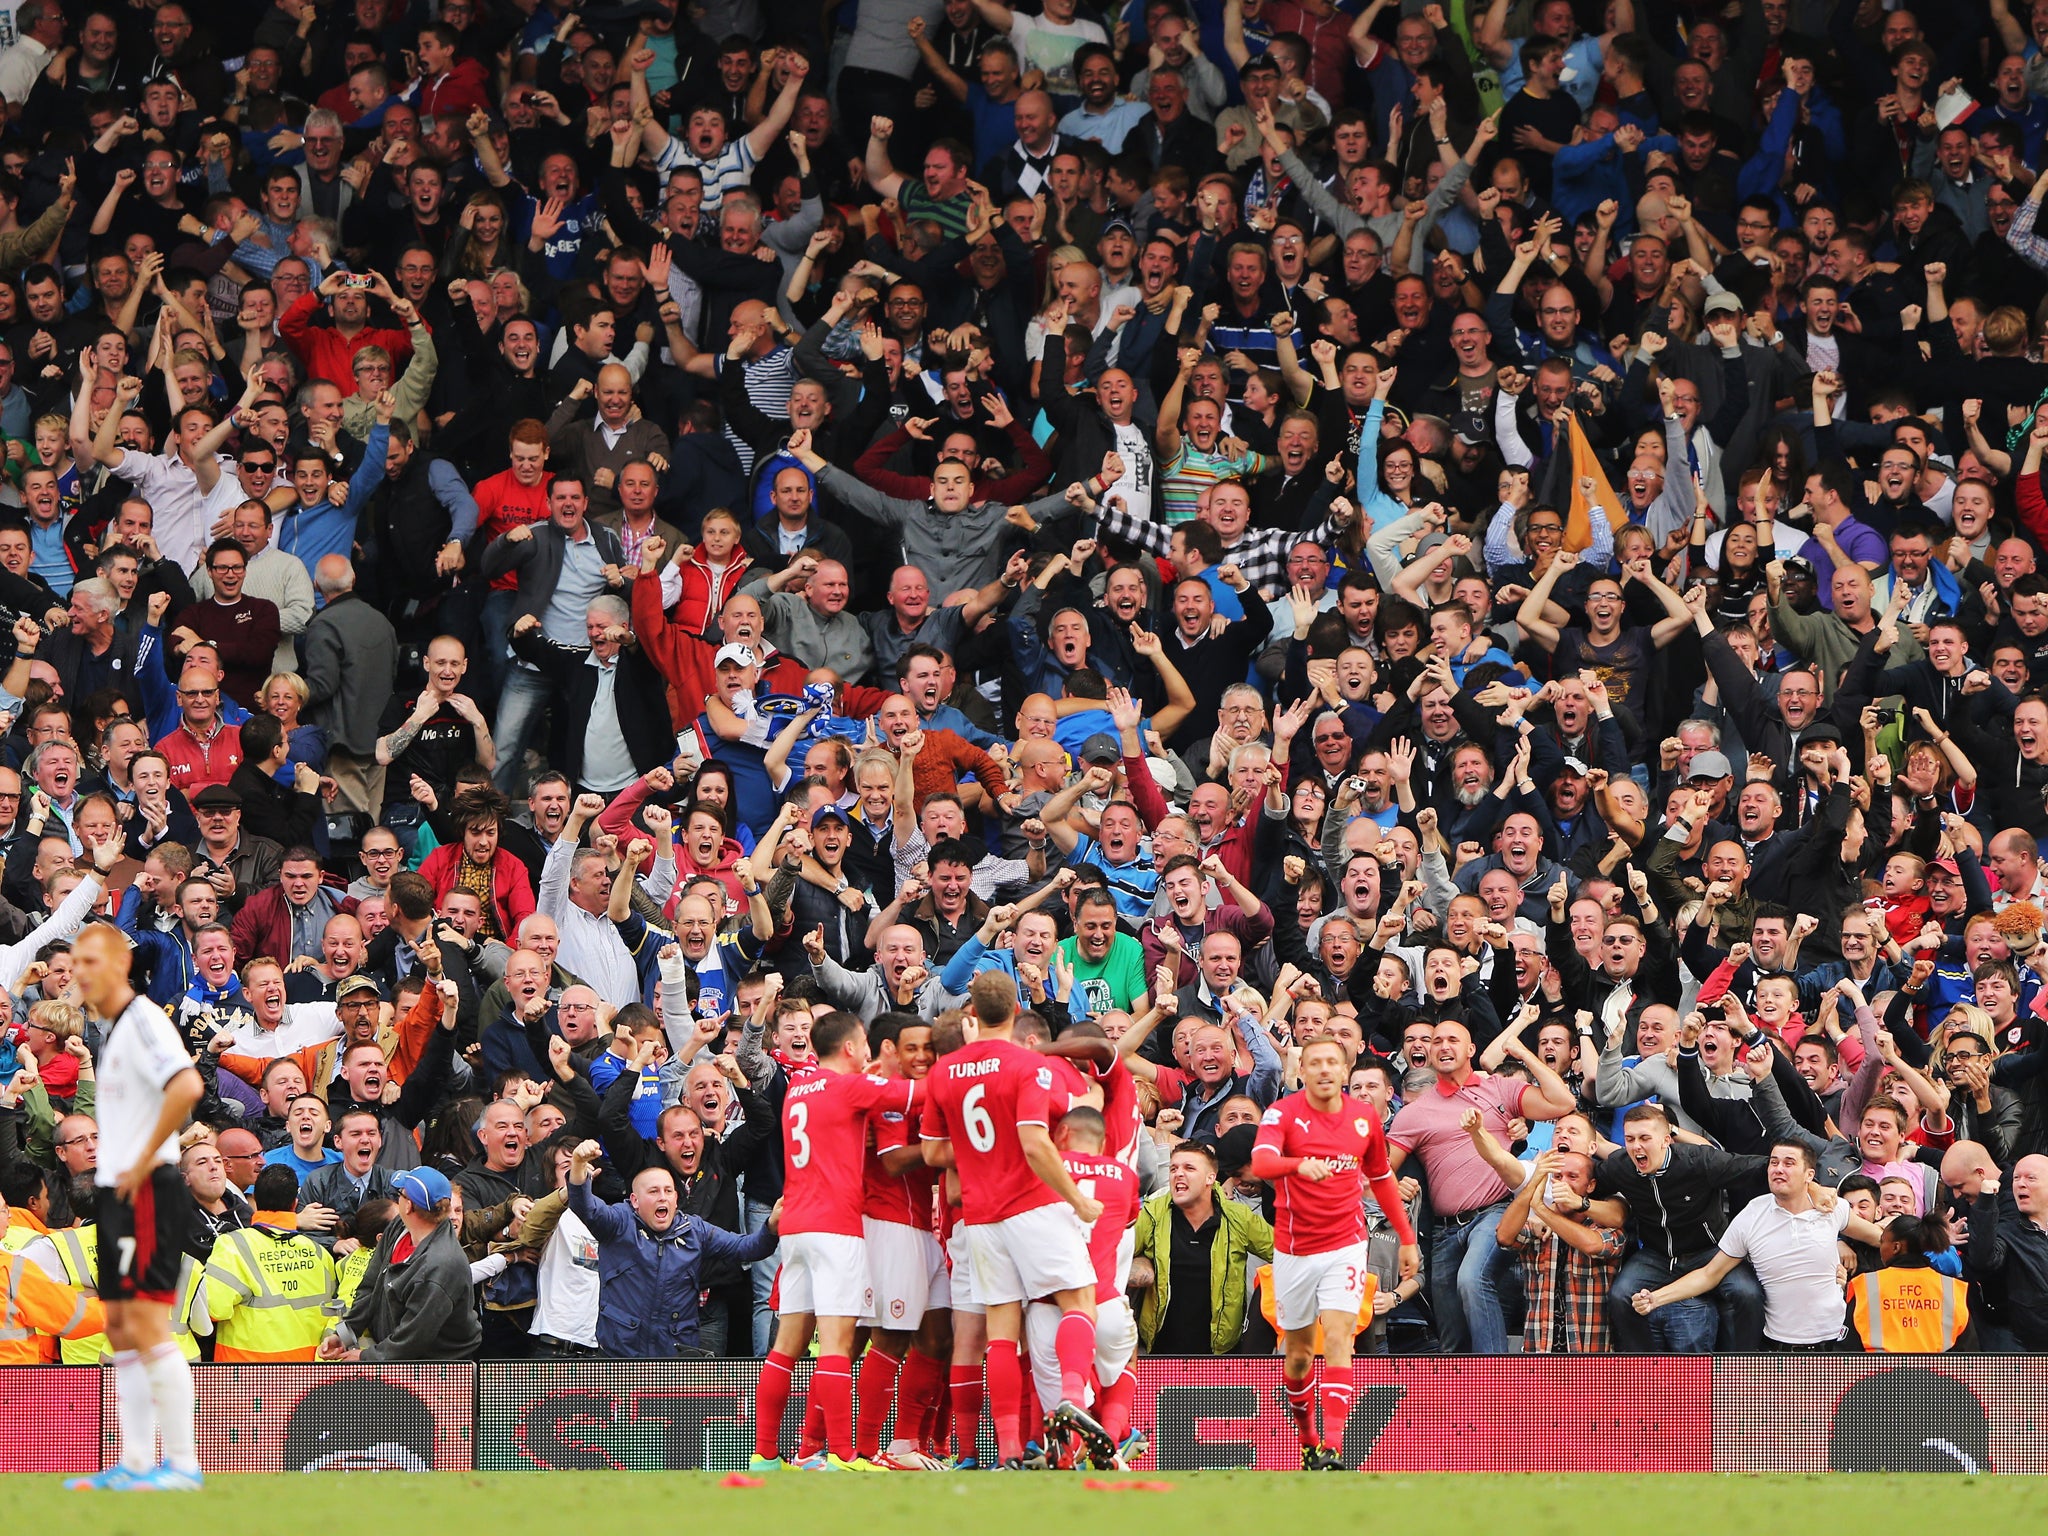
[1037,1067,1053,1089]
[1261,1107,1281,1124]
[1354,1118,1371,1137]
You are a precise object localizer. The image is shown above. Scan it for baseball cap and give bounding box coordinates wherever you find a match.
[714,643,759,669]
[1079,732,1123,766]
[810,803,850,828]
[191,784,242,810]
[1557,756,1589,776]
[1702,291,1742,316]
[336,974,385,1002]
[1931,856,1961,876]
[1781,556,1816,580]
[1101,218,1135,240]
[1687,750,1733,782]
[1452,412,1489,446]
[392,1165,451,1209]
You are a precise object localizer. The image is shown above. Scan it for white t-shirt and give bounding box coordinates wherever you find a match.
[530,1202,602,1347]
[96,993,195,1188]
[229,1003,342,1060]
[1109,420,1154,522]
[1009,14,1108,98]
[1717,1194,1853,1345]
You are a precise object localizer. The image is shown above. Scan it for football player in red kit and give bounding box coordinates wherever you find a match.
[922,973,1111,1469]
[857,1012,952,1469]
[1026,1105,1143,1467]
[753,1010,916,1471]
[1250,1037,1420,1470]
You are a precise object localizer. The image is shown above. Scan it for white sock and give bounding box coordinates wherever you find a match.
[112,1350,158,1473]
[142,1342,199,1475]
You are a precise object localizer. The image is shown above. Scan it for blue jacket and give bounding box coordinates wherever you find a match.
[567,1177,776,1356]
[116,886,198,1006]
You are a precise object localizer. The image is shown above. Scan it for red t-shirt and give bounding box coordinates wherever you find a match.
[922,1038,1060,1225]
[1062,1150,1139,1303]
[1254,1090,1402,1256]
[862,1089,939,1229]
[781,1070,915,1238]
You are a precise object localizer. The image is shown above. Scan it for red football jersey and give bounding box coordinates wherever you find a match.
[1062,1150,1139,1303]
[922,1038,1061,1224]
[1254,1090,1400,1256]
[781,1070,915,1238]
[863,1088,940,1229]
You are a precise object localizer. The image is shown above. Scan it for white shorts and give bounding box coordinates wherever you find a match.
[1024,1297,1138,1409]
[776,1231,868,1319]
[860,1217,947,1330]
[946,1226,982,1317]
[966,1205,1095,1308]
[1271,1243,1372,1333]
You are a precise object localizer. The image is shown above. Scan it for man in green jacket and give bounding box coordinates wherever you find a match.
[1131,1141,1273,1355]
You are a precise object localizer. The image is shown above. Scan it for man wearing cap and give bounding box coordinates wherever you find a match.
[783,802,879,970]
[509,597,674,797]
[321,1163,481,1361]
[188,784,285,922]
[1056,43,1151,152]
[1761,556,1906,705]
[689,642,784,836]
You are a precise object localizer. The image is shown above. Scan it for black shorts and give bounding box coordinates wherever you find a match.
[96,1165,196,1304]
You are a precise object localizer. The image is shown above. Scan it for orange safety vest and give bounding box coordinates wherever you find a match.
[0,1251,105,1365]
[1252,1262,1378,1354]
[1849,1266,1969,1353]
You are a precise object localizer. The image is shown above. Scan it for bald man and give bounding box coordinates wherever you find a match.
[1964,1151,2048,1352]
[546,361,669,517]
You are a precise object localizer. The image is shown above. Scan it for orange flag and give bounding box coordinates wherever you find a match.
[1563,415,1626,552]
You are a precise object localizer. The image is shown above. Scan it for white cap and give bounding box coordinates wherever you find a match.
[714,643,759,669]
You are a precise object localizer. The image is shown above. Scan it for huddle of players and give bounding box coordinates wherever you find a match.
[755,970,1412,1472]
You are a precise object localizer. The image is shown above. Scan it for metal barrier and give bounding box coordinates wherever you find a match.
[7,1357,2046,1473]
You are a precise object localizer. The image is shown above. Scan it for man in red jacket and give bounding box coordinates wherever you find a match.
[278,271,417,391]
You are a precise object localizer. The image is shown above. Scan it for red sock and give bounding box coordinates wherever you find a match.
[813,1354,855,1462]
[1320,1364,1353,1453]
[985,1340,1025,1464]
[923,1373,951,1458]
[898,1350,946,1455]
[948,1364,982,1462]
[798,1380,826,1461]
[1098,1372,1135,1445]
[1052,1310,1097,1408]
[1019,1369,1042,1447]
[1283,1370,1317,1450]
[854,1349,901,1460]
[756,1351,796,1460]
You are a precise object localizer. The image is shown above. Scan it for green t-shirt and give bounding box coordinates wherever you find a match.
[1059,933,1147,1020]
[900,182,974,238]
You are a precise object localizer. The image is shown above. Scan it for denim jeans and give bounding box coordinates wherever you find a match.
[1608,1249,1721,1354]
[476,587,520,705]
[491,664,552,795]
[1429,1199,1514,1354]
[743,1193,779,1355]
[1711,1255,1766,1351]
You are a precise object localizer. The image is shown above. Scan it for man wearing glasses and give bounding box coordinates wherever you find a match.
[169,541,282,711]
[155,665,245,795]
[191,498,314,679]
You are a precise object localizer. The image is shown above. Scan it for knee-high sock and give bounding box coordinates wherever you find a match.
[1052,1310,1096,1409]
[1019,1367,1042,1446]
[142,1342,197,1475]
[947,1364,981,1462]
[812,1354,855,1462]
[897,1350,946,1455]
[1098,1371,1136,1445]
[756,1351,797,1460]
[112,1350,158,1474]
[854,1349,901,1460]
[985,1339,1025,1464]
[798,1382,826,1461]
[1282,1363,1318,1449]
[1320,1363,1353,1452]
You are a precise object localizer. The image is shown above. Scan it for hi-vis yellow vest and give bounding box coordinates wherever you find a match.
[1850,1266,1969,1353]
[188,1227,338,1362]
[49,1226,201,1363]
[336,1245,374,1311]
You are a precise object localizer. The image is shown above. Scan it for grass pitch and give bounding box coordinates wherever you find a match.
[16,1471,2048,1533]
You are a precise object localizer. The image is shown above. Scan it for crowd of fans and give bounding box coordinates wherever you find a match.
[5,0,2048,1401]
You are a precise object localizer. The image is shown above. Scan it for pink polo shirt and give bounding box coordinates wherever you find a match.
[1387,1071,1530,1217]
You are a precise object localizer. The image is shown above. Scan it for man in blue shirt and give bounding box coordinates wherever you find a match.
[262,1094,345,1183]
[280,403,390,588]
